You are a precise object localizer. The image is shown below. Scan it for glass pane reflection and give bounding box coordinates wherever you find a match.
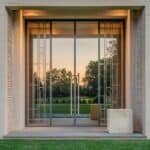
[27,21,123,127]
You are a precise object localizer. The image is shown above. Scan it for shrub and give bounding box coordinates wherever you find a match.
[62,100,66,104]
[55,100,59,104]
[82,100,86,104]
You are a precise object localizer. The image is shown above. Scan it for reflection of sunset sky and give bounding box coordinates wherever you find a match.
[52,38,74,72]
[76,38,98,84]
[33,38,98,84]
[32,37,116,84]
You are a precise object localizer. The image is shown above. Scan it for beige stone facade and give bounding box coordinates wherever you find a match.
[0,0,149,138]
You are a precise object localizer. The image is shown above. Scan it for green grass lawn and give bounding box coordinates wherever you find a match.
[38,104,90,114]
[36,96,94,114]
[0,140,150,150]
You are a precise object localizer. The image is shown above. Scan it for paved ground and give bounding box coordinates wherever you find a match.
[5,127,145,139]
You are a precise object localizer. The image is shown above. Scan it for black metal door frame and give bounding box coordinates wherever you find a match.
[25,19,125,127]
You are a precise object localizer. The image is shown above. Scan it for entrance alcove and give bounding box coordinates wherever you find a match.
[5,7,145,137]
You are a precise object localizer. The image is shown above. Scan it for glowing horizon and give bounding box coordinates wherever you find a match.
[32,37,117,85]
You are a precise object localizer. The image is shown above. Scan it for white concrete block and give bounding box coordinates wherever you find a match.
[107,109,133,134]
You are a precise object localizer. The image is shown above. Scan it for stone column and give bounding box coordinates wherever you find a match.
[130,9,145,133]
[145,4,150,139]
[0,5,8,138]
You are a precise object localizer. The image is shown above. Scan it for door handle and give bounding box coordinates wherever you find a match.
[77,73,80,115]
[70,75,73,116]
[70,74,80,116]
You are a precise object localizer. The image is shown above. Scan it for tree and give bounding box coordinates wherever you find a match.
[82,38,118,103]
[82,61,98,97]
[46,68,72,97]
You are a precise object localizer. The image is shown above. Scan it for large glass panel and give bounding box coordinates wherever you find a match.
[99,22,122,126]
[52,21,74,126]
[76,22,99,126]
[27,22,51,126]
[26,21,123,127]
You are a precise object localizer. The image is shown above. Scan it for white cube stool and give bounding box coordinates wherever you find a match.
[107,109,133,134]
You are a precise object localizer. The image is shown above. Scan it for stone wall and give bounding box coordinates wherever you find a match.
[0,6,8,137]
[7,10,24,132]
[131,9,145,133]
[145,1,150,138]
[7,10,16,132]
[0,0,150,138]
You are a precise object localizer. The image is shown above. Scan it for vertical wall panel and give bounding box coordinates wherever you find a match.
[0,6,8,137]
[7,10,16,131]
[131,9,145,133]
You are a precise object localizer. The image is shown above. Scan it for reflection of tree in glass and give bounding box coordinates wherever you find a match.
[33,58,113,103]
[82,61,98,97]
[33,72,44,103]
[106,39,118,58]
[83,58,113,104]
[46,68,72,97]
[33,37,117,104]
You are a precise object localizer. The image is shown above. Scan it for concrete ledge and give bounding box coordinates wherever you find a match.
[3,127,145,140]
[107,109,133,134]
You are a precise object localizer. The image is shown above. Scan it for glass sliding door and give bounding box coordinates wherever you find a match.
[76,22,99,126]
[26,22,51,126]
[99,22,123,126]
[52,21,74,126]
[26,20,124,127]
